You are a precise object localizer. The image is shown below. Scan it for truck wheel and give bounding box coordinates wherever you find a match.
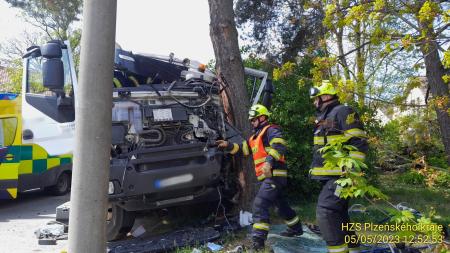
[107,203,135,241]
[46,172,71,196]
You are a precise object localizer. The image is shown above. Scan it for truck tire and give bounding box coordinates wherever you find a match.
[46,172,71,196]
[107,203,135,241]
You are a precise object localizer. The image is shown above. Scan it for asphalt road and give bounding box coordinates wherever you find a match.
[0,190,69,253]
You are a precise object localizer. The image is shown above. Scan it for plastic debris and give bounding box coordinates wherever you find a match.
[35,223,65,239]
[131,225,146,238]
[191,248,202,253]
[206,242,223,252]
[239,210,253,227]
[226,245,243,253]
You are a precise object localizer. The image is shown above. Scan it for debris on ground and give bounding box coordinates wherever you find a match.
[239,210,253,227]
[206,242,223,252]
[226,245,243,253]
[191,248,202,253]
[35,221,68,245]
[267,224,327,253]
[107,227,220,253]
[55,202,70,223]
[130,225,146,238]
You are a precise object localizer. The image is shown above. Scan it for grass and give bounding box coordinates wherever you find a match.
[377,174,450,226]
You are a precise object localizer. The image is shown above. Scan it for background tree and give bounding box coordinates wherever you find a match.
[235,0,325,64]
[1,0,83,93]
[208,0,256,210]
[0,31,43,93]
[321,0,450,164]
[4,0,82,40]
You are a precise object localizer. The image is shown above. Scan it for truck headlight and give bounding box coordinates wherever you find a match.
[108,181,115,195]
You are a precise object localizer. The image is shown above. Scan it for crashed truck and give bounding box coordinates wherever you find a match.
[0,40,274,240]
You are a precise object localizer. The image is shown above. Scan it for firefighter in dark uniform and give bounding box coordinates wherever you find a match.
[216,104,303,250]
[310,80,368,253]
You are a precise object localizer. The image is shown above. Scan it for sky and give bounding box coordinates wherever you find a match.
[0,0,216,64]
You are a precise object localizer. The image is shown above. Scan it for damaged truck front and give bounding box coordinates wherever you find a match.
[14,40,268,240]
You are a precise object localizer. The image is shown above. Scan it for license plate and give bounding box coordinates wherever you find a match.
[153,108,173,121]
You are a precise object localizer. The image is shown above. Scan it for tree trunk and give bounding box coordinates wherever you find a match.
[419,20,450,165]
[281,27,307,64]
[336,26,351,81]
[208,0,256,210]
[354,21,366,108]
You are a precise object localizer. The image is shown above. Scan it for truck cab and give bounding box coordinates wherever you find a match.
[5,40,270,240]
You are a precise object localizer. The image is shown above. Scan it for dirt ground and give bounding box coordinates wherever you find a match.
[0,190,69,253]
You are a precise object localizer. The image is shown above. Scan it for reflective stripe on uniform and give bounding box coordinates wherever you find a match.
[328,244,348,253]
[344,128,366,138]
[113,78,122,88]
[326,134,344,142]
[253,222,270,231]
[242,141,250,156]
[128,75,139,86]
[265,147,282,160]
[285,216,300,226]
[310,167,343,176]
[257,169,287,181]
[272,169,287,177]
[349,150,366,161]
[269,138,287,146]
[314,136,325,145]
[254,158,266,166]
[230,143,239,154]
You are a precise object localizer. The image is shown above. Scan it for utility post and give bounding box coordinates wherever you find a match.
[68,0,117,252]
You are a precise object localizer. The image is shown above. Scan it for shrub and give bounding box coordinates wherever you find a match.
[434,171,450,188]
[397,170,425,185]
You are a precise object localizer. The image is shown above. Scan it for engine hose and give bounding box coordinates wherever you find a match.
[169,92,212,109]
[139,128,166,147]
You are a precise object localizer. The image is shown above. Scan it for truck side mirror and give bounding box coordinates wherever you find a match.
[41,42,64,91]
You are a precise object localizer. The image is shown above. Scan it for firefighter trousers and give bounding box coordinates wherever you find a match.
[316,178,360,253]
[252,177,302,241]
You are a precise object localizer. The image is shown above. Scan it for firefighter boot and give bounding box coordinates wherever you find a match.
[280,226,303,237]
[249,237,265,252]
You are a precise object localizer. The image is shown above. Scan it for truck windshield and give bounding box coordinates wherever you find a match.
[27,48,73,97]
[0,117,17,147]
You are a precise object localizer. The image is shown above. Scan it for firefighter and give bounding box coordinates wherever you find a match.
[216,104,303,250]
[309,80,368,253]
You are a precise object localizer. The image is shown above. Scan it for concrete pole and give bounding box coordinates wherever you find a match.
[68,0,117,252]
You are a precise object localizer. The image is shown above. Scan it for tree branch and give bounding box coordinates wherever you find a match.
[388,10,420,32]
[435,23,450,36]
[339,41,371,59]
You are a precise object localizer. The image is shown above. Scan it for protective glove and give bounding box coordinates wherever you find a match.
[261,162,272,178]
[215,140,229,149]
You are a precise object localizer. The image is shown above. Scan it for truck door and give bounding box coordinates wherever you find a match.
[22,43,76,154]
[21,42,76,181]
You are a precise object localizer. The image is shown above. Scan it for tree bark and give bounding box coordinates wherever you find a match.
[418,19,450,165]
[208,0,256,210]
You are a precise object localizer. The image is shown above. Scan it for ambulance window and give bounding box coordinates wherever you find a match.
[0,117,18,147]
